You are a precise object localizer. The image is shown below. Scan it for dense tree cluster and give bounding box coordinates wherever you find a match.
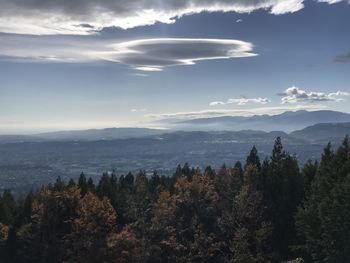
[0,137,349,262]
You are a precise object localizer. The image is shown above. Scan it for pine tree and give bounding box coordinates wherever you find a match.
[233,165,273,263]
[245,146,261,171]
[296,137,350,262]
[0,190,16,225]
[87,177,95,193]
[67,178,76,188]
[78,172,88,195]
[53,176,65,192]
[265,137,304,260]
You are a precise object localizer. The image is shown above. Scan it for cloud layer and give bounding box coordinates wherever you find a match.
[0,36,256,71]
[279,86,350,104]
[210,97,271,106]
[0,0,348,35]
[146,104,328,119]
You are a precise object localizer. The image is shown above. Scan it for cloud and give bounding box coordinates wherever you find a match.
[134,67,163,72]
[0,0,348,35]
[210,97,271,106]
[131,108,147,113]
[146,104,328,119]
[0,36,257,70]
[318,0,344,4]
[270,0,304,15]
[105,38,256,71]
[128,73,149,77]
[279,86,350,104]
[210,101,227,106]
[335,51,350,63]
[0,34,107,63]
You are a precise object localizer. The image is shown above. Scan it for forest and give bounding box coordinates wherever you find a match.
[0,137,349,263]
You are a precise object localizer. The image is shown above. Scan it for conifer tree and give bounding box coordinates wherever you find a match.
[265,137,304,260]
[245,146,261,171]
[296,137,350,263]
[233,165,273,262]
[78,172,88,195]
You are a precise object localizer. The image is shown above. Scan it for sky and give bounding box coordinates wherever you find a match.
[0,0,350,134]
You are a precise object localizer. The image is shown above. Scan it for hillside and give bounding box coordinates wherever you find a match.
[290,122,350,142]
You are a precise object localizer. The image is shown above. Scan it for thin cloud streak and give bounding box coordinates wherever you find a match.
[131,108,147,113]
[210,97,271,106]
[146,104,328,120]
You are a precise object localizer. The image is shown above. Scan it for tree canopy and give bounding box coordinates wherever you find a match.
[0,137,349,263]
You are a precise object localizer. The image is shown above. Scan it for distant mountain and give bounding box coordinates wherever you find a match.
[152,130,306,145]
[37,127,167,141]
[290,122,350,143]
[0,135,44,144]
[177,110,350,132]
[1,110,350,143]
[0,128,166,143]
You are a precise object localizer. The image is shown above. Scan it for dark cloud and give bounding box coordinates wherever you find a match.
[0,0,345,35]
[335,52,350,63]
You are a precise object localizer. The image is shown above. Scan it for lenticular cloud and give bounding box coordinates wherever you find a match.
[104,38,257,71]
[0,36,257,71]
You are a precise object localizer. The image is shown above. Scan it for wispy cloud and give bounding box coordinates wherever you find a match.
[318,0,344,4]
[279,86,350,104]
[146,104,328,120]
[131,108,147,113]
[334,51,350,63]
[0,36,257,71]
[210,97,271,106]
[127,73,149,77]
[0,0,347,35]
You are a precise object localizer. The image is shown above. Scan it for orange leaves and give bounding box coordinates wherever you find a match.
[0,223,9,241]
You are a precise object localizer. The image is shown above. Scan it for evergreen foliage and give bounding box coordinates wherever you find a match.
[0,137,349,262]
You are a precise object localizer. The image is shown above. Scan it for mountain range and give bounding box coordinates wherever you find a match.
[1,111,350,194]
[176,110,350,132]
[1,110,350,143]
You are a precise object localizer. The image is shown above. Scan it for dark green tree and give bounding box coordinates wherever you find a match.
[245,146,261,171]
[78,172,88,196]
[265,137,304,260]
[233,165,273,262]
[296,137,350,263]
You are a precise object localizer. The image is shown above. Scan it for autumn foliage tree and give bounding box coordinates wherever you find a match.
[1,137,349,262]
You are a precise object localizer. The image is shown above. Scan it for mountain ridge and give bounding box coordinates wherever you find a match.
[291,122,350,143]
[1,110,350,143]
[176,110,350,132]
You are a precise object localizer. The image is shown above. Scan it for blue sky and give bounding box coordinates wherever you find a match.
[0,0,350,134]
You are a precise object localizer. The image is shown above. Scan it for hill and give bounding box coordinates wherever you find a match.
[290,122,350,143]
